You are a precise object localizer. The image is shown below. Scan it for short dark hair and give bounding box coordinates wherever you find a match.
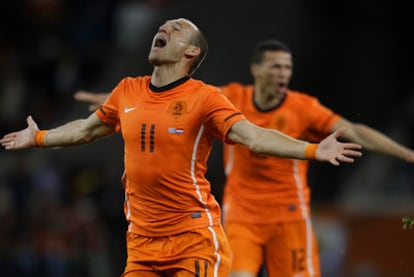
[188,29,208,75]
[251,39,291,64]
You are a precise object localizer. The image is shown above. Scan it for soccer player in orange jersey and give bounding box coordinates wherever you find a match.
[70,39,414,277]
[219,40,414,277]
[1,19,362,277]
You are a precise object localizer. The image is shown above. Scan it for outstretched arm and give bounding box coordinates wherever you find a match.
[0,113,114,150]
[332,118,414,163]
[74,90,109,111]
[227,120,362,166]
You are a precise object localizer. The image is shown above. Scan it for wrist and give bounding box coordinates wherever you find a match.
[34,130,48,147]
[304,143,319,159]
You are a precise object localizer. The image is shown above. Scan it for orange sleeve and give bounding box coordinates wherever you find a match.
[303,95,341,140]
[201,88,246,142]
[219,82,246,99]
[95,78,129,132]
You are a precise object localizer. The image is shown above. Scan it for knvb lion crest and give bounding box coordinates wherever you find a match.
[168,100,187,116]
[272,114,288,132]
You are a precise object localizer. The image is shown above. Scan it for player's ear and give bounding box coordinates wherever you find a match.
[185,45,200,58]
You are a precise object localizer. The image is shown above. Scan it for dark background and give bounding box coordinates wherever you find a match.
[1,0,413,276]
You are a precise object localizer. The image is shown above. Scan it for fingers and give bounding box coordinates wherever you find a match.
[337,154,355,163]
[74,91,103,111]
[1,132,17,140]
[3,140,16,150]
[0,132,17,149]
[329,154,353,166]
[74,90,95,102]
[73,91,86,100]
[1,132,16,143]
[326,141,362,166]
[329,147,362,166]
[342,142,362,150]
[329,157,340,166]
[342,149,362,157]
[26,115,40,132]
[27,115,35,127]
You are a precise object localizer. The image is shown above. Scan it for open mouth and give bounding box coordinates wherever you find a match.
[278,83,287,92]
[154,37,167,48]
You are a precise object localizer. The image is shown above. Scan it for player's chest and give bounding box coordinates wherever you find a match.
[119,98,202,141]
[242,104,307,137]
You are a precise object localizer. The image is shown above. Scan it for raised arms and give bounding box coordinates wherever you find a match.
[227,120,362,166]
[1,113,115,150]
[332,118,414,163]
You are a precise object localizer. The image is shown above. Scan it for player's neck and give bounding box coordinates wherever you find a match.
[151,64,189,87]
[254,86,285,109]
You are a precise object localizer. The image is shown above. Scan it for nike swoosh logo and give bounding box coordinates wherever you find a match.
[124,107,137,113]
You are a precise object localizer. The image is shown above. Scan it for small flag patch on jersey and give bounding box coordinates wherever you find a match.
[168,127,185,134]
[191,212,202,219]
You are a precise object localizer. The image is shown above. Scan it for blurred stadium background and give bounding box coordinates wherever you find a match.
[0,0,413,276]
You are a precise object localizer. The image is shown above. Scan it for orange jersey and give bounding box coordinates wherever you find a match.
[221,82,340,224]
[96,76,245,236]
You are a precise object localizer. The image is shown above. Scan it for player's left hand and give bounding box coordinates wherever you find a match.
[317,127,362,165]
[0,115,39,150]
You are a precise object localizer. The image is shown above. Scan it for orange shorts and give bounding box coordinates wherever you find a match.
[122,225,232,277]
[224,220,320,277]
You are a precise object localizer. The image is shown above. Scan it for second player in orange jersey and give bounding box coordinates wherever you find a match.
[220,40,414,277]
